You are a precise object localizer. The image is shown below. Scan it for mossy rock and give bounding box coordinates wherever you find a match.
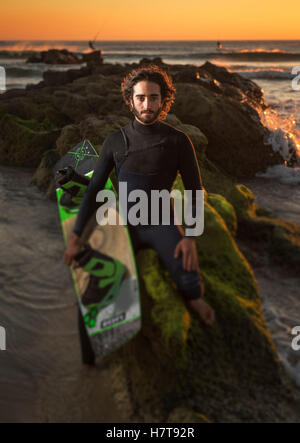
[0,113,60,166]
[32,149,60,191]
[78,114,131,147]
[117,200,287,422]
[165,114,208,160]
[270,222,300,267]
[233,205,300,270]
[207,193,237,236]
[56,124,81,157]
[56,115,131,158]
[199,157,236,197]
[226,184,258,220]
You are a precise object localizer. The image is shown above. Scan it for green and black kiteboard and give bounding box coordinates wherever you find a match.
[54,140,141,358]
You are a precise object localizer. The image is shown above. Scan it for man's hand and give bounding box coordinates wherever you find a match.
[174,237,199,272]
[64,233,82,266]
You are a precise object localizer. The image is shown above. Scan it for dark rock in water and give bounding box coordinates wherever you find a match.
[26,49,104,69]
[91,63,128,76]
[199,61,265,107]
[26,81,46,90]
[172,82,283,178]
[172,62,264,108]
[138,56,166,67]
[173,67,223,95]
[26,53,43,63]
[43,66,91,86]
[26,49,81,65]
[82,50,103,67]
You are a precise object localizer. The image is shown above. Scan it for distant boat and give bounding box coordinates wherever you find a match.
[217,41,223,50]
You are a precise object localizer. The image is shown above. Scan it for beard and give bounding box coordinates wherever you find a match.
[131,104,162,124]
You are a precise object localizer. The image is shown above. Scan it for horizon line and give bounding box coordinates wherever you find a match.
[1,39,300,42]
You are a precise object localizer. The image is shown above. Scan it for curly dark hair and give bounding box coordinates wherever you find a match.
[121,64,176,120]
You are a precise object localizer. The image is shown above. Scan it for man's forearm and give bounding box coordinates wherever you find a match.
[73,149,114,236]
[73,187,99,236]
[69,232,82,244]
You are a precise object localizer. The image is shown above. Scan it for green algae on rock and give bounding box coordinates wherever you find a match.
[32,149,60,192]
[227,184,259,220]
[227,184,300,271]
[0,113,60,166]
[207,193,237,236]
[110,196,291,422]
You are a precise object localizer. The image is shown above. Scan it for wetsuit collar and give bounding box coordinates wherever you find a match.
[132,118,161,134]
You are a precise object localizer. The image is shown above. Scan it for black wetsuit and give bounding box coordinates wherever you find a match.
[75,118,205,364]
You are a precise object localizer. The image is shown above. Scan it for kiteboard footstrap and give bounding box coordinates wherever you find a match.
[74,244,126,309]
[55,166,91,208]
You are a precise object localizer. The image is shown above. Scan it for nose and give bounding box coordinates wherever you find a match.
[142,97,151,110]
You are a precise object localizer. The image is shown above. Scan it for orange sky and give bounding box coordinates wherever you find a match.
[1,0,300,40]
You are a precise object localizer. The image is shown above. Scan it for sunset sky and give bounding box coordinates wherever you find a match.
[1,0,300,40]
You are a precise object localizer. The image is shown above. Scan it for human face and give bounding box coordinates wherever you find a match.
[130,80,163,125]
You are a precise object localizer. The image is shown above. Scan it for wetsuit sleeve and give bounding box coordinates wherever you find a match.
[177,132,204,238]
[73,135,115,237]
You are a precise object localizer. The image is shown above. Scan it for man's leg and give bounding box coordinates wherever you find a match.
[141,224,214,324]
[143,224,204,298]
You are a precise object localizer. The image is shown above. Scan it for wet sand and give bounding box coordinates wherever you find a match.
[241,177,300,388]
[0,166,125,422]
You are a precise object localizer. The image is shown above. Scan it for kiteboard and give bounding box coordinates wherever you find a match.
[54,139,141,358]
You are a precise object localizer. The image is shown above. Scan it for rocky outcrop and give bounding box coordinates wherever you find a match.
[108,179,297,422]
[82,50,103,67]
[42,66,92,87]
[172,83,282,178]
[26,49,81,64]
[171,61,264,107]
[1,60,291,179]
[0,113,60,166]
[226,184,300,272]
[26,49,104,69]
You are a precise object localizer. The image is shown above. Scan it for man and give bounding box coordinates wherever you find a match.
[65,65,215,366]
